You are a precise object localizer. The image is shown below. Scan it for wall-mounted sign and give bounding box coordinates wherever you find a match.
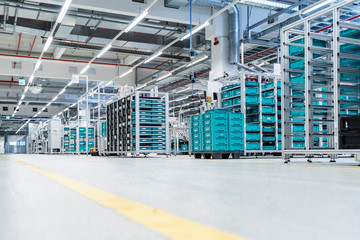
[19,78,26,86]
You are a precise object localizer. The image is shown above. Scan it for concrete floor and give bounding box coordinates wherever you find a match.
[1,154,360,240]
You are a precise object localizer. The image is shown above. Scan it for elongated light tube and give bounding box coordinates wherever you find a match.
[302,0,335,14]
[144,51,162,63]
[120,69,133,78]
[56,0,72,24]
[28,75,34,84]
[59,88,66,95]
[245,0,290,9]
[96,44,112,58]
[187,55,208,67]
[125,11,148,33]
[158,72,172,81]
[43,36,53,52]
[34,60,42,71]
[181,21,209,41]
[80,64,90,74]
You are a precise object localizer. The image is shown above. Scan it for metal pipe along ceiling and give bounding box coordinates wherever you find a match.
[192,0,240,64]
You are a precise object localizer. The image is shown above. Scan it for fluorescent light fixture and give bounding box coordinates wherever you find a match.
[70,103,76,107]
[158,72,172,81]
[56,0,72,24]
[120,69,133,78]
[124,10,148,33]
[177,87,191,93]
[20,94,25,100]
[34,114,38,117]
[187,55,208,67]
[181,21,209,41]
[37,110,42,115]
[67,80,73,87]
[52,95,58,101]
[64,107,69,112]
[144,51,162,63]
[80,64,90,74]
[34,60,42,71]
[104,81,113,86]
[245,0,290,9]
[29,75,34,84]
[43,36,53,52]
[24,85,29,93]
[59,88,66,95]
[46,102,51,107]
[41,107,46,111]
[96,44,112,58]
[302,0,335,14]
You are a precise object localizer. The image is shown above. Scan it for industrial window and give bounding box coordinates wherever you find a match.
[33,108,37,112]
[3,107,8,111]
[43,108,48,112]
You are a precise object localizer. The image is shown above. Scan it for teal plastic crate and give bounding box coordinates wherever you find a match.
[222,92,232,99]
[262,98,275,106]
[233,97,241,105]
[246,142,260,150]
[263,146,276,150]
[247,133,260,141]
[246,124,260,132]
[263,115,275,123]
[246,87,259,95]
[246,81,258,87]
[263,136,276,142]
[263,127,275,133]
[293,142,305,148]
[222,99,233,107]
[246,96,259,105]
[262,106,275,114]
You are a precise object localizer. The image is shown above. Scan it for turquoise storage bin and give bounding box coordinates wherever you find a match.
[263,136,276,142]
[247,133,260,141]
[262,106,275,114]
[222,92,231,99]
[246,81,258,87]
[278,134,282,141]
[278,142,282,150]
[262,98,275,106]
[246,87,259,95]
[293,137,305,142]
[246,96,259,105]
[246,124,260,132]
[263,146,276,150]
[293,142,305,148]
[234,88,241,96]
[262,82,274,89]
[233,97,241,105]
[263,127,275,133]
[293,125,305,132]
[263,115,275,123]
[246,142,260,150]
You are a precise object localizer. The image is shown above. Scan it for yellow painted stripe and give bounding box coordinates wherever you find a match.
[2,155,249,240]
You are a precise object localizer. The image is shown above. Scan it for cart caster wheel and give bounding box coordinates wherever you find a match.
[330,160,336,163]
[284,160,290,163]
[307,159,312,163]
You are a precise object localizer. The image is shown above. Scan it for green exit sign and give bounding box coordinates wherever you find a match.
[19,78,26,86]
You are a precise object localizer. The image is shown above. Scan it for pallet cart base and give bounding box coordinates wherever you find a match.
[191,151,244,159]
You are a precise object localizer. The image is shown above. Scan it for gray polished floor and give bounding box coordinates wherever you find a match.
[1,154,359,240]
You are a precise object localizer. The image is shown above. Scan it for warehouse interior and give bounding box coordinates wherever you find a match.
[1,0,360,239]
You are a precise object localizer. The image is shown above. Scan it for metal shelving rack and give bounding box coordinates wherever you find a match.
[220,72,281,155]
[106,90,170,156]
[281,0,360,162]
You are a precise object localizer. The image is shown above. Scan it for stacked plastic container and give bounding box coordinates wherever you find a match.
[63,127,70,152]
[130,94,166,152]
[190,109,244,152]
[262,80,281,150]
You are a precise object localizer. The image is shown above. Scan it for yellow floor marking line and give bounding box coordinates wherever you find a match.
[1,155,248,240]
